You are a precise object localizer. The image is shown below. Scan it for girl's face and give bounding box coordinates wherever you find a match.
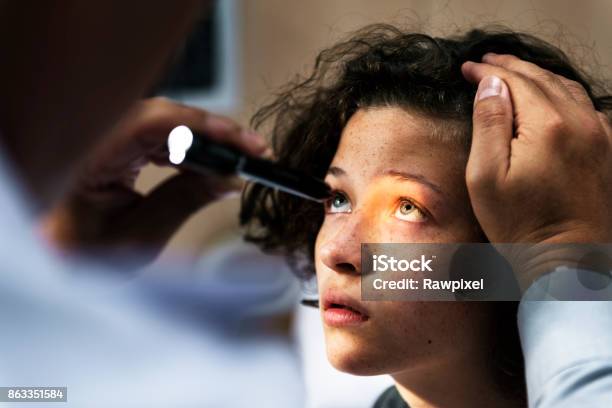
[315,106,492,376]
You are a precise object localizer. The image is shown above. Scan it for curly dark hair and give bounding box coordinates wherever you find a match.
[240,24,612,403]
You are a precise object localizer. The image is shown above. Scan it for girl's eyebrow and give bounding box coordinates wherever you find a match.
[327,165,445,198]
[382,169,446,197]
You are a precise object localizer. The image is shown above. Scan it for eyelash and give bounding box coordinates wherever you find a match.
[324,190,430,221]
[324,190,351,213]
[395,197,429,222]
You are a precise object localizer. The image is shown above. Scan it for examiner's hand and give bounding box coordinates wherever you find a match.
[41,97,268,265]
[462,54,612,283]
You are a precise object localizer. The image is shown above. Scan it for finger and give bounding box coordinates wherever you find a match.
[122,172,243,247]
[144,98,268,157]
[92,98,268,179]
[186,110,268,157]
[462,61,555,124]
[466,76,514,192]
[481,53,575,105]
[554,75,595,108]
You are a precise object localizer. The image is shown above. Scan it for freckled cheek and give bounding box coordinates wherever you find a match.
[318,212,443,245]
[378,217,443,243]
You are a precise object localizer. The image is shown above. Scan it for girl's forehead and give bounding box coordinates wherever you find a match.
[332,107,466,180]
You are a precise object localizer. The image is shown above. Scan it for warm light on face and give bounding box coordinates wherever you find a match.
[167,125,194,165]
[324,174,435,226]
[313,107,486,378]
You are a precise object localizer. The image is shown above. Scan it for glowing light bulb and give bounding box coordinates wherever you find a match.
[167,125,194,165]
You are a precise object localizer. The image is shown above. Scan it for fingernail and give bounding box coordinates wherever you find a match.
[482,52,498,62]
[476,76,503,101]
[242,129,268,150]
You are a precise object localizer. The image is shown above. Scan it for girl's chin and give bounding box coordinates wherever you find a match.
[325,342,388,376]
[328,355,387,376]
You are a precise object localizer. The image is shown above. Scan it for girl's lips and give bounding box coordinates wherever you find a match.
[323,308,368,326]
[322,289,369,327]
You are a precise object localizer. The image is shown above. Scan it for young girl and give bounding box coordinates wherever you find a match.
[241,24,610,407]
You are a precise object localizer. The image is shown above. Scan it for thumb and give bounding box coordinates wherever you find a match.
[466,75,513,195]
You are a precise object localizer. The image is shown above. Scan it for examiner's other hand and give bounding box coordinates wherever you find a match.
[41,97,268,265]
[461,54,612,282]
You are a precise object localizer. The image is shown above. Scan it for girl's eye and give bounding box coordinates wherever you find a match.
[394,199,427,222]
[326,191,352,214]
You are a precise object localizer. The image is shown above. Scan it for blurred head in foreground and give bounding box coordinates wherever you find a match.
[241,24,611,406]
